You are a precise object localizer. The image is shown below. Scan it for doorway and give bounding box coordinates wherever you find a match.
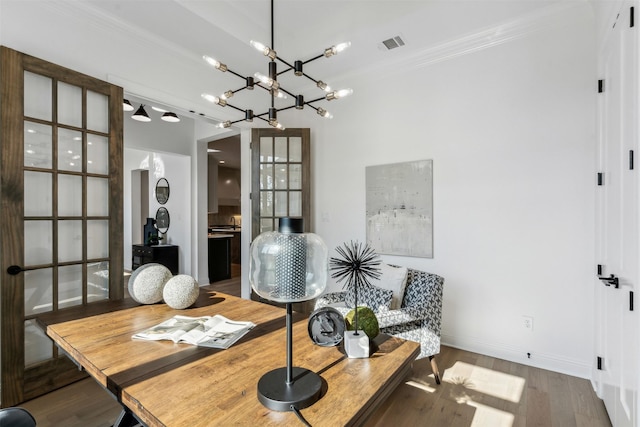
[207,135,242,285]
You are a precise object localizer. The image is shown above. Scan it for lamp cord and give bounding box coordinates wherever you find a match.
[290,405,312,427]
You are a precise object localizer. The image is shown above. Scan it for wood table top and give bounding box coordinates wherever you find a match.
[46,292,419,427]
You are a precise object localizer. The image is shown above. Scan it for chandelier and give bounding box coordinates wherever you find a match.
[201,0,352,130]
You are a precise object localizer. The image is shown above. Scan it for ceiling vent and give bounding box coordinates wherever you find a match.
[381,35,405,50]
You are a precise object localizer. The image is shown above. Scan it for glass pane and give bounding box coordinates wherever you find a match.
[87,220,108,259]
[274,164,287,190]
[289,165,302,190]
[260,164,273,190]
[24,122,52,168]
[274,137,287,162]
[289,137,302,162]
[260,137,273,162]
[58,174,83,217]
[24,171,52,216]
[25,220,52,265]
[58,220,83,262]
[25,319,52,367]
[58,128,82,172]
[260,191,273,216]
[87,134,109,175]
[24,268,53,316]
[260,218,273,233]
[274,191,287,216]
[24,71,52,121]
[87,177,109,217]
[87,90,109,133]
[88,261,109,303]
[57,81,82,127]
[59,264,83,309]
[290,191,302,216]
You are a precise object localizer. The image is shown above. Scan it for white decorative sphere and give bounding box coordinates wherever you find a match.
[163,275,200,309]
[128,263,173,304]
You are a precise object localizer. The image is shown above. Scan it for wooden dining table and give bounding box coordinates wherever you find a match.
[43,291,420,426]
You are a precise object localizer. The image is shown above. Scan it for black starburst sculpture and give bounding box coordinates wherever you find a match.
[329,241,381,335]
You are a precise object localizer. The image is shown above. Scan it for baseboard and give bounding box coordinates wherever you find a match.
[441,333,592,379]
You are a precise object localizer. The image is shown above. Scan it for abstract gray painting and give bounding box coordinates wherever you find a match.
[366,159,433,258]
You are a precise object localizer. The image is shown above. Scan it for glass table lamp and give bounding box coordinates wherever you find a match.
[249,217,328,412]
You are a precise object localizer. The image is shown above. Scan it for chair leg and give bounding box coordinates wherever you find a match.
[429,355,441,385]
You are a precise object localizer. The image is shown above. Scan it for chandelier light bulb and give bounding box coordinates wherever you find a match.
[217,121,231,129]
[203,55,227,72]
[316,81,332,92]
[326,88,353,100]
[317,108,333,119]
[254,72,279,90]
[201,93,227,106]
[273,89,287,99]
[221,90,234,100]
[250,40,276,59]
[250,40,267,52]
[325,41,351,57]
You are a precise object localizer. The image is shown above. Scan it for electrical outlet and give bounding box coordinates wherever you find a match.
[523,316,533,331]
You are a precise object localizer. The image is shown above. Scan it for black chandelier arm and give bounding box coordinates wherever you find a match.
[302,53,324,65]
[276,104,299,113]
[225,67,250,81]
[305,96,326,104]
[224,102,248,114]
[275,56,295,71]
[277,87,297,98]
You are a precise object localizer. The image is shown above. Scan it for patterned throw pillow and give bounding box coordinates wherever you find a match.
[345,283,393,312]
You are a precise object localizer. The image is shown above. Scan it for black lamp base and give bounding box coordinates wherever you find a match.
[257,367,323,412]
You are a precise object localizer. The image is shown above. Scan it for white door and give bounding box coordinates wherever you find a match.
[595,4,638,426]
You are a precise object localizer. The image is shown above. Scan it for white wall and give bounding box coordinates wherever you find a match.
[123,111,194,275]
[308,4,595,378]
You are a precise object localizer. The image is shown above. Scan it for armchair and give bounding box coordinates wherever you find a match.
[315,267,444,383]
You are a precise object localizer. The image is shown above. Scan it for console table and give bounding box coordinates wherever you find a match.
[131,244,179,275]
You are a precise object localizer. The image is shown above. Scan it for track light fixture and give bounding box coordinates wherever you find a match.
[124,101,181,123]
[123,99,134,111]
[202,0,352,130]
[131,105,151,122]
[161,112,180,123]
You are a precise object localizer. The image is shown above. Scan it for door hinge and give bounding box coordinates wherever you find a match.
[631,291,635,311]
[630,150,635,170]
[597,264,603,276]
[597,172,604,186]
[597,356,603,370]
[249,142,253,150]
[631,6,635,28]
[598,79,604,93]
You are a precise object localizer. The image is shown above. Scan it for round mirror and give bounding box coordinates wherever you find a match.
[155,178,170,204]
[155,207,170,234]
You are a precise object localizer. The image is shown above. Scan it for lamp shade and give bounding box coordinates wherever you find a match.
[249,218,327,303]
[132,105,151,122]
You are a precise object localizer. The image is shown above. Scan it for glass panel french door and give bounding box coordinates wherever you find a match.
[0,46,124,406]
[251,128,310,239]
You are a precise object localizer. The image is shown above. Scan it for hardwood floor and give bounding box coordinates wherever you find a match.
[22,267,611,426]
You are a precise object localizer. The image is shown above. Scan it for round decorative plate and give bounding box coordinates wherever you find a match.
[308,306,345,347]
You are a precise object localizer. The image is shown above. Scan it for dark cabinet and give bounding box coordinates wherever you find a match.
[132,244,179,275]
[208,236,231,282]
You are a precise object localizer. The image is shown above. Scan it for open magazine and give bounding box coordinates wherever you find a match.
[132,314,256,349]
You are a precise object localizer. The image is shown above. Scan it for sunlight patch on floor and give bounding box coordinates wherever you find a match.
[442,361,525,403]
[405,379,437,393]
[467,401,515,427]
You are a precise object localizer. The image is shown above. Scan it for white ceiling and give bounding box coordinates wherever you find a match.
[2,0,603,168]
